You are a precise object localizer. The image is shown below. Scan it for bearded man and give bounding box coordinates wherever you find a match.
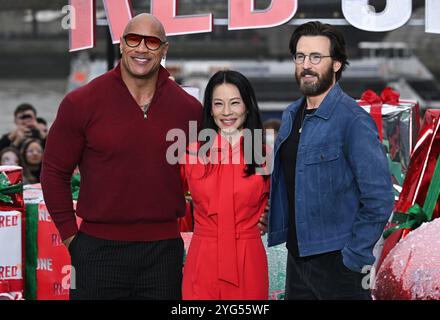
[266,21,394,300]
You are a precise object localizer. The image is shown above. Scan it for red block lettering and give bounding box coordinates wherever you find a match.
[69,0,132,51]
[0,266,18,278]
[229,0,297,30]
[0,215,19,228]
[151,0,212,35]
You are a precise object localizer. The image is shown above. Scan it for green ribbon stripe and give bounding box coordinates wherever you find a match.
[25,203,39,300]
[384,155,440,238]
[0,172,23,204]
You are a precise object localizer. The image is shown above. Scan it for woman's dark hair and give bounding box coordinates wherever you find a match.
[201,70,266,177]
[288,21,349,81]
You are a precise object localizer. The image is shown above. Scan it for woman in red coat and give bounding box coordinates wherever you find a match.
[181,70,270,299]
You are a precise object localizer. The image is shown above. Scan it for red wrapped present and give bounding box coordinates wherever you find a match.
[423,109,440,129]
[24,183,81,300]
[377,114,440,270]
[0,166,24,300]
[0,166,24,212]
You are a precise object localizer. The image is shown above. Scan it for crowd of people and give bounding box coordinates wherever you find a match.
[0,103,47,184]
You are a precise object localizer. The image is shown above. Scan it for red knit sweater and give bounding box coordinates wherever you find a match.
[41,63,202,241]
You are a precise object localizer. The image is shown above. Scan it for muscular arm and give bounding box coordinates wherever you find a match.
[40,96,86,241]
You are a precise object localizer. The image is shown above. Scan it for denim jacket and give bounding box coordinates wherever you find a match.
[267,83,394,272]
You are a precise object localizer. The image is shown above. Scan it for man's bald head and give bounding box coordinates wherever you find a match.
[119,13,169,81]
[123,13,166,41]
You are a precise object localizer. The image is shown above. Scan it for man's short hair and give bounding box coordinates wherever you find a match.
[14,103,37,118]
[36,117,47,126]
[288,21,349,81]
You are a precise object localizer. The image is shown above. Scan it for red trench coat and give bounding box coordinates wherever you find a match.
[181,134,269,300]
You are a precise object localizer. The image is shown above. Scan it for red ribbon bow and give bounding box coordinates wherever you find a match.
[359,87,400,141]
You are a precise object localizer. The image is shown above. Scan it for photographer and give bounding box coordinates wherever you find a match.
[0,103,45,152]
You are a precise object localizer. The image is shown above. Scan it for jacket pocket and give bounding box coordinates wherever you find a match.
[303,145,343,201]
[304,146,340,165]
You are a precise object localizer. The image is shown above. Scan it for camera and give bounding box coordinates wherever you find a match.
[27,128,41,139]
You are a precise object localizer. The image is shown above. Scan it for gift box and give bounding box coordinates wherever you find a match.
[357,87,420,198]
[0,166,25,300]
[24,183,80,300]
[423,109,440,129]
[0,166,24,212]
[0,210,24,300]
[375,112,440,272]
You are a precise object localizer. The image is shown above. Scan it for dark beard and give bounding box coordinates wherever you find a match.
[295,65,334,97]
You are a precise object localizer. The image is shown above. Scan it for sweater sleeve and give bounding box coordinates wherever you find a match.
[40,96,86,241]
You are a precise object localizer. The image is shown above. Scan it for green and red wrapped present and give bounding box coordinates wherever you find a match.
[0,166,24,212]
[373,112,439,299]
[24,181,80,300]
[376,112,440,273]
[357,87,420,198]
[0,166,24,300]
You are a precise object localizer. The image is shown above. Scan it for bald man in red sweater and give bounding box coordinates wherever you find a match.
[41,14,202,300]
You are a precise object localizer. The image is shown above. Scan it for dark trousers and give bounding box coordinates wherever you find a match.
[68,232,184,300]
[285,250,372,300]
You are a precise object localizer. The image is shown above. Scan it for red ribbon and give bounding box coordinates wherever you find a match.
[358,87,400,141]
